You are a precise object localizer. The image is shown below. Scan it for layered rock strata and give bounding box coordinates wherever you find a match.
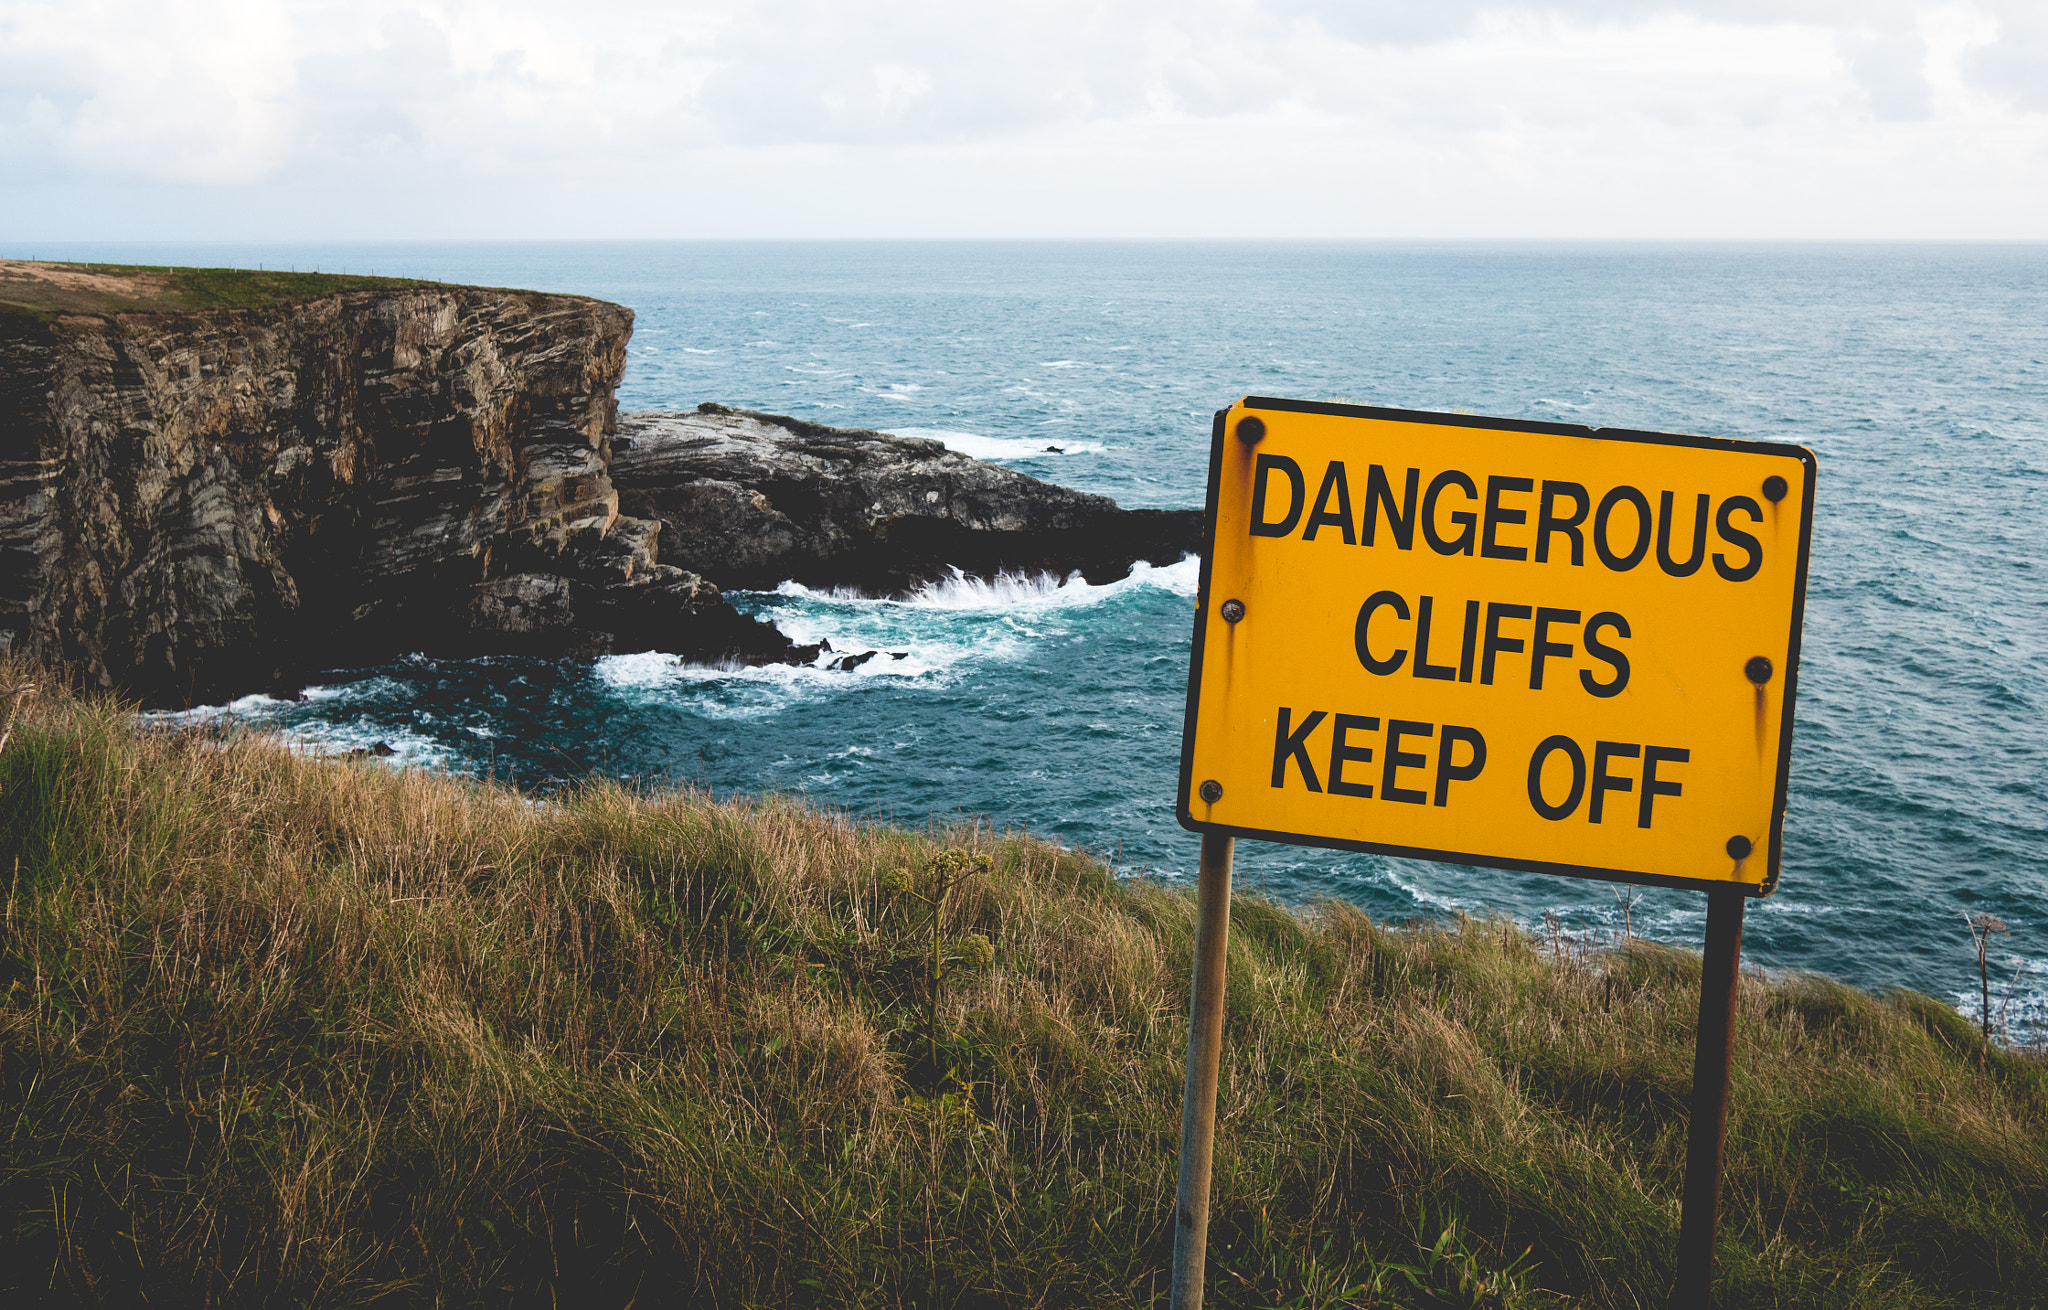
[1,264,1203,710]
[0,269,793,706]
[611,405,1203,593]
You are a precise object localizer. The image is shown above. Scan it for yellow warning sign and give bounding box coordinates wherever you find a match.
[1178,398,1816,894]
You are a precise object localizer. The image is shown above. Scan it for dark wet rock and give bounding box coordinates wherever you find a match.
[610,404,1204,594]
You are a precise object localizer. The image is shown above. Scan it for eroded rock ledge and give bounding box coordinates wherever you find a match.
[0,263,1201,708]
[611,405,1202,593]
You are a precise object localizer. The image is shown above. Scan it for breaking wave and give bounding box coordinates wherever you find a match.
[889,426,1107,461]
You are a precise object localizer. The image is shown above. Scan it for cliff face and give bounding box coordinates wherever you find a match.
[0,263,1204,710]
[0,265,789,706]
[611,406,1203,593]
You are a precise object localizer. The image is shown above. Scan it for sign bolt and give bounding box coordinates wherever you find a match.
[1198,779,1224,804]
[1745,656,1773,685]
[1220,599,1246,623]
[1236,415,1266,445]
[1726,835,1753,860]
[1762,474,1787,503]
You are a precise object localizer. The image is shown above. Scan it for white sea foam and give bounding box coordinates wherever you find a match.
[1377,864,1482,915]
[905,568,1089,610]
[594,557,1196,720]
[772,556,1196,614]
[889,426,1105,461]
[300,676,413,704]
[1117,555,1202,599]
[141,691,295,727]
[913,559,1196,609]
[594,638,961,718]
[278,720,456,770]
[139,695,457,771]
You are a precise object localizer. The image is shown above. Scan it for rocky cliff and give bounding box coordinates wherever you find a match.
[0,262,791,706]
[1,263,1203,709]
[611,406,1202,593]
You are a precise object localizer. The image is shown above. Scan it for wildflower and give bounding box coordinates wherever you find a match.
[953,933,995,969]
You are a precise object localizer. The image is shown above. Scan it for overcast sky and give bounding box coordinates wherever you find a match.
[3,0,2045,240]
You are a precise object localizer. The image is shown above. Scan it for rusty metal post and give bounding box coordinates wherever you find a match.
[1170,833,1235,1310]
[1672,888,1747,1309]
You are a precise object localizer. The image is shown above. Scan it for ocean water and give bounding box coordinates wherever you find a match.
[24,240,2047,1037]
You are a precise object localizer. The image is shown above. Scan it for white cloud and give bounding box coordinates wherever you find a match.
[1965,0,2048,113]
[0,0,300,184]
[0,0,2042,237]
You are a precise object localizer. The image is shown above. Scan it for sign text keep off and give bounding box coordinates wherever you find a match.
[1177,398,1816,894]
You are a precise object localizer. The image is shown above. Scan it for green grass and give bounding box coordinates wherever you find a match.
[1,668,2043,1308]
[0,260,447,325]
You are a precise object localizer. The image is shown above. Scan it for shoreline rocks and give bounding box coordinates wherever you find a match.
[611,404,1202,594]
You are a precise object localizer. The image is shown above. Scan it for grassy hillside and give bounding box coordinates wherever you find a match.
[0,259,441,324]
[0,668,2043,1308]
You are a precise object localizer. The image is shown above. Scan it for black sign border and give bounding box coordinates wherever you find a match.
[1176,396,1818,899]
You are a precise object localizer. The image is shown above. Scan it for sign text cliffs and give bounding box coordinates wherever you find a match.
[1178,398,1815,894]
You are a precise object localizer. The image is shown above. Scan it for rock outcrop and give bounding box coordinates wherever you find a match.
[0,263,794,706]
[1,263,1202,709]
[611,406,1203,593]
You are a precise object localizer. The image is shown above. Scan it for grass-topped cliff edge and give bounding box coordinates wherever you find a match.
[0,260,445,325]
[1,669,2043,1308]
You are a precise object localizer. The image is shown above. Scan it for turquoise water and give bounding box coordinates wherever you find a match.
[24,240,2048,1035]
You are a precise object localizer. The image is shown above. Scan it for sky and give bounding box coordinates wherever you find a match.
[1,0,2045,240]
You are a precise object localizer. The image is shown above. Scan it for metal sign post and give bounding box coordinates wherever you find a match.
[1167,397,1815,1310]
[1170,832,1235,1310]
[1672,888,1747,1307]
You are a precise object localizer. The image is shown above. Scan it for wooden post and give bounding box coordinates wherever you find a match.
[1672,888,1747,1309]
[1170,833,1235,1310]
